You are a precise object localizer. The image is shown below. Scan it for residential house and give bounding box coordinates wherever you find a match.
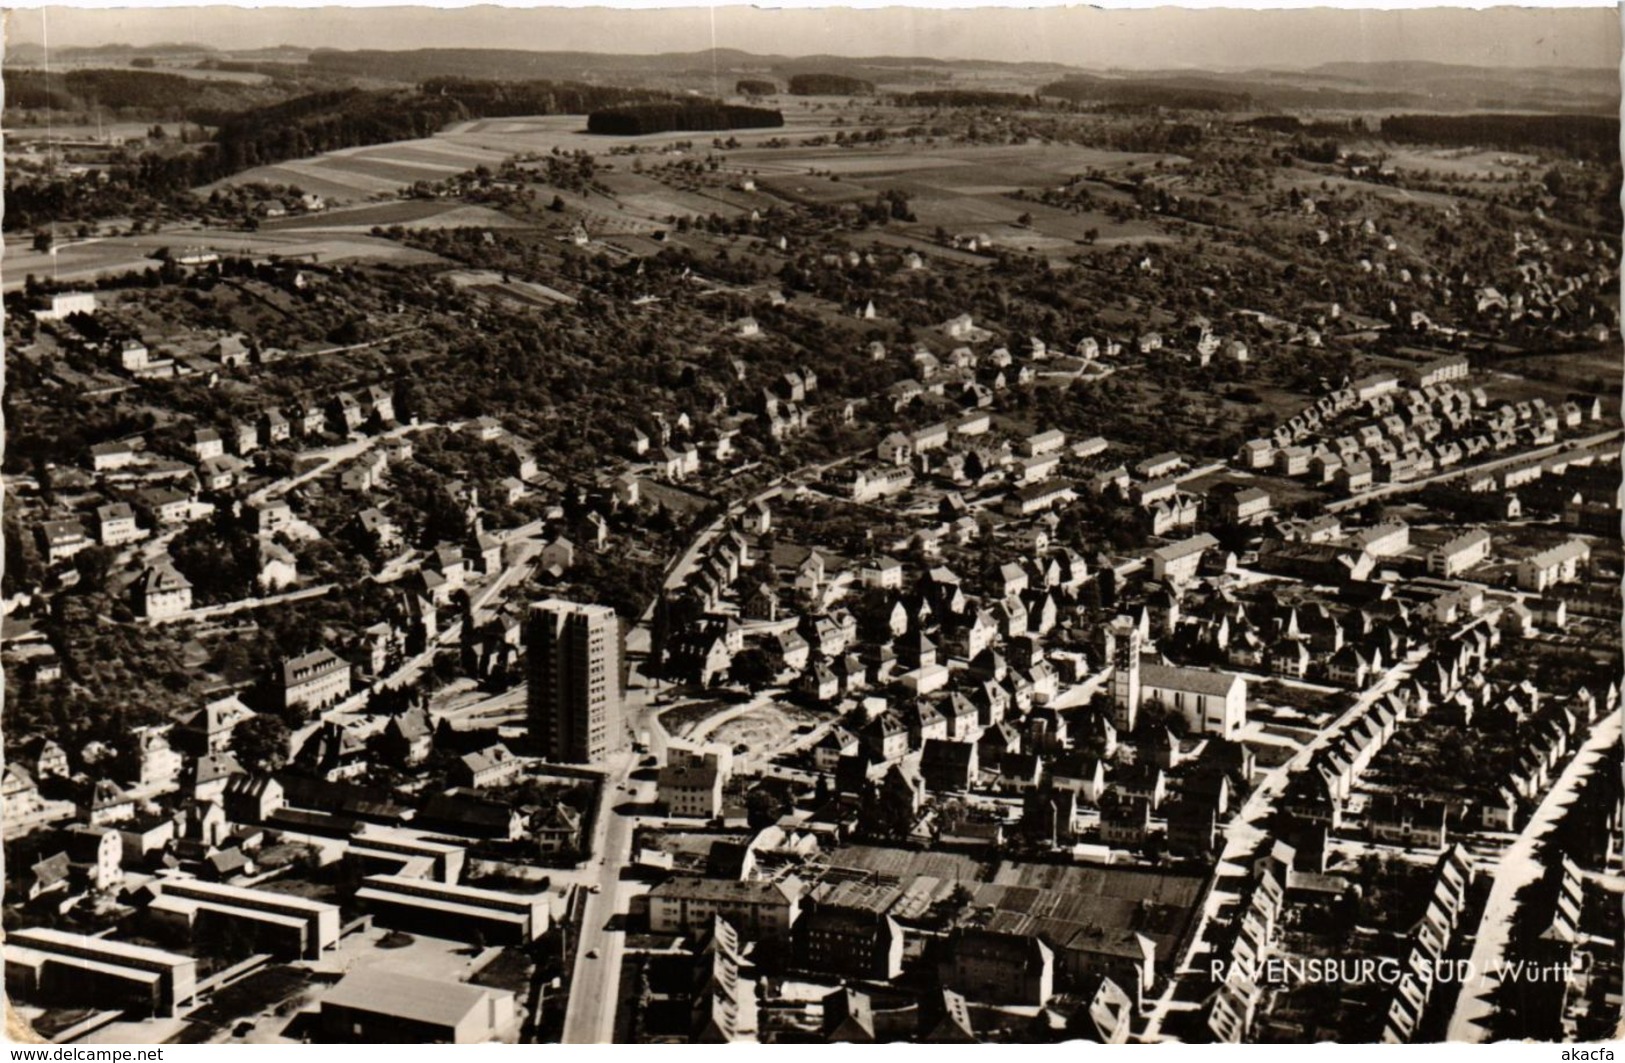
[941,929,1054,1007]
[38,520,92,565]
[191,429,225,461]
[920,739,978,792]
[89,441,137,472]
[647,877,803,940]
[1516,539,1589,592]
[1427,530,1492,578]
[133,561,193,620]
[97,503,142,547]
[455,743,525,789]
[280,649,352,713]
[794,906,904,982]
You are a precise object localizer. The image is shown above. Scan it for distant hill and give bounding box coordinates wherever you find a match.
[5,45,1615,117]
[5,40,221,65]
[299,47,1075,89]
[1307,61,1619,113]
[1038,62,1617,115]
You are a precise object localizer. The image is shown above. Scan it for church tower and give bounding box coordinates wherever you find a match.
[1108,614,1142,732]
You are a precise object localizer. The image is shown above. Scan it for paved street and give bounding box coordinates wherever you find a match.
[1140,649,1427,1039]
[557,453,865,1042]
[1444,706,1623,1042]
[246,419,438,506]
[558,749,648,1045]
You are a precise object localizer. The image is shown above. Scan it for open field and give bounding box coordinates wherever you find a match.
[208,110,855,202]
[206,106,1181,233]
[263,200,529,233]
[1481,346,1623,392]
[6,122,189,142]
[443,269,576,305]
[1,228,443,292]
[7,60,272,84]
[189,105,1192,271]
[1378,146,1542,177]
[205,136,511,201]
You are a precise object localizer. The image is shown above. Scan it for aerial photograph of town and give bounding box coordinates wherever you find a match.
[0,1,1620,1047]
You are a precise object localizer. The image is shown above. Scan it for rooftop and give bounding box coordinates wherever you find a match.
[319,967,506,1027]
[1140,663,1244,699]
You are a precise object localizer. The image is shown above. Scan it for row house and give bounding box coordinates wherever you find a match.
[1380,846,1474,1042]
[1206,850,1288,1043]
[1004,479,1076,517]
[1022,429,1067,458]
[1236,439,1274,470]
[648,877,803,940]
[1141,493,1200,536]
[846,465,914,504]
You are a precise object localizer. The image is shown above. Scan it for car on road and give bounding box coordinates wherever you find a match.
[588,884,602,893]
[586,949,600,960]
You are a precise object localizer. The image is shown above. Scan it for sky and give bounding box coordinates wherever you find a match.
[4,3,1621,70]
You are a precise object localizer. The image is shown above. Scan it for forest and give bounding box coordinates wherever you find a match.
[585,102,784,136]
[3,68,281,121]
[1039,76,1253,112]
[901,90,1037,108]
[1244,116,1368,137]
[787,73,876,96]
[1379,113,1620,161]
